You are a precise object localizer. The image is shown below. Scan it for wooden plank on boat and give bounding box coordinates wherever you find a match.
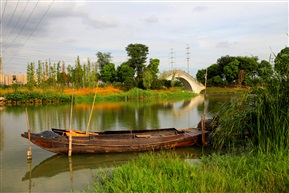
[65,130,99,137]
[135,134,151,138]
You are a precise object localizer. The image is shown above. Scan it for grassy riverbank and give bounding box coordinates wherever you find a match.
[82,151,289,193]
[76,87,197,103]
[200,86,248,94]
[0,86,198,104]
[80,76,288,192]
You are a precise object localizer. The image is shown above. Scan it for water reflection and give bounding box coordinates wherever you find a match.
[22,146,209,192]
[22,153,132,181]
[3,96,210,134]
[1,95,237,192]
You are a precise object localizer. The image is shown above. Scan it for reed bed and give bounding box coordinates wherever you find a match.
[82,151,289,193]
[212,75,289,153]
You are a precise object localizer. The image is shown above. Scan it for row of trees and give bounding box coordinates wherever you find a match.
[26,44,289,90]
[26,43,170,90]
[196,47,289,86]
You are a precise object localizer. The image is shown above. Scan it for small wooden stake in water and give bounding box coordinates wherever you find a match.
[69,156,74,192]
[68,85,74,157]
[201,68,208,145]
[27,158,32,193]
[25,108,32,160]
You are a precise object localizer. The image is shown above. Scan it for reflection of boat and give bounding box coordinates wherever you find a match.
[21,128,206,154]
[22,153,131,181]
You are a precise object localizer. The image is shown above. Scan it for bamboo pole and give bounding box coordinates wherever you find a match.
[68,85,74,157]
[28,159,32,193]
[68,156,74,192]
[202,68,208,145]
[86,81,99,135]
[25,108,32,160]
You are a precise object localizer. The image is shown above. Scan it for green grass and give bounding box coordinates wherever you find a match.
[76,88,197,103]
[79,75,289,193]
[200,86,248,94]
[81,151,289,193]
[4,90,71,104]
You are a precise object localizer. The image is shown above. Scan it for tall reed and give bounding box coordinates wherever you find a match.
[212,75,289,153]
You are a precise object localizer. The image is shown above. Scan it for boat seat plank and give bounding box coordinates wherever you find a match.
[135,134,151,138]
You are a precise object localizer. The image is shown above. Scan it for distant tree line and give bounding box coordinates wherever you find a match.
[196,47,289,87]
[26,43,172,91]
[25,45,289,90]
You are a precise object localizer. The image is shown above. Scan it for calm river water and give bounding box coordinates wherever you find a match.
[0,94,237,193]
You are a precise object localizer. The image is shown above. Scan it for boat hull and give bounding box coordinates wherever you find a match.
[21,128,204,154]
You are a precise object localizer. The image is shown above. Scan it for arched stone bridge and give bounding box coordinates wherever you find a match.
[165,70,205,94]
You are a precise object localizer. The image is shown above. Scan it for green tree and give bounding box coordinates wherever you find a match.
[27,62,36,86]
[100,63,116,83]
[196,69,206,84]
[207,63,222,86]
[96,52,112,72]
[236,56,258,85]
[224,59,239,84]
[212,75,224,86]
[147,58,160,80]
[74,56,84,89]
[66,64,73,87]
[151,79,163,90]
[48,62,56,86]
[36,60,43,86]
[116,62,135,83]
[60,62,68,86]
[217,55,236,75]
[143,69,153,89]
[56,61,62,84]
[126,43,149,79]
[123,77,135,91]
[89,62,98,88]
[257,60,273,82]
[274,47,289,76]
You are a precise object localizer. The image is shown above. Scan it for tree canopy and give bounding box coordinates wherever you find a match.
[126,43,149,79]
[197,54,274,86]
[274,47,289,76]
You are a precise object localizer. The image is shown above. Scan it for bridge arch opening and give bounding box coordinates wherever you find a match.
[164,70,205,94]
[175,77,192,91]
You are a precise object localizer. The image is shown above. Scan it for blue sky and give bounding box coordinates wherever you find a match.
[2,0,288,77]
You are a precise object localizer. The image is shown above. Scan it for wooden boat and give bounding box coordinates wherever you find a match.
[21,128,206,154]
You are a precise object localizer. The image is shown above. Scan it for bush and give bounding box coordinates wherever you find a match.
[4,91,71,104]
[123,77,135,91]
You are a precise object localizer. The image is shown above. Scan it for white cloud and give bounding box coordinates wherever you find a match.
[1,1,288,77]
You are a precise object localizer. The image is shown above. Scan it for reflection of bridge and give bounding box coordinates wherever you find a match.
[172,95,204,118]
[165,70,205,94]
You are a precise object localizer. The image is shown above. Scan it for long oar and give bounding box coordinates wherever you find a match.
[86,81,99,135]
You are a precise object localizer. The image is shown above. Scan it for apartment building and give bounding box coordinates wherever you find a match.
[0,73,27,85]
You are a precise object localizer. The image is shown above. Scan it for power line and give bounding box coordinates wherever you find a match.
[1,0,7,25]
[5,1,55,65]
[3,1,39,53]
[3,0,20,38]
[3,0,29,45]
[169,48,175,70]
[186,44,190,74]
